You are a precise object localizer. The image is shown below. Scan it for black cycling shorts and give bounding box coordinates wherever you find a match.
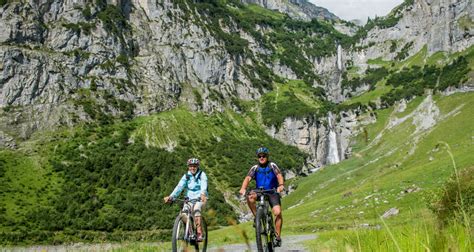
[267,192,281,208]
[253,191,280,208]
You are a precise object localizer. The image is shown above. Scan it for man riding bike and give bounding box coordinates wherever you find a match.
[164,158,208,242]
[239,147,285,247]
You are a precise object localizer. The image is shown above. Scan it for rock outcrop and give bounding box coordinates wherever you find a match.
[350,0,473,69]
[266,109,375,169]
[241,0,339,21]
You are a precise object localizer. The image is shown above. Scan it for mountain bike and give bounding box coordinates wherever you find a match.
[251,188,278,252]
[170,198,208,252]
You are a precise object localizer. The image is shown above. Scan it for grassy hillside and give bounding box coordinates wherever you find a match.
[0,108,307,245]
[209,91,473,250]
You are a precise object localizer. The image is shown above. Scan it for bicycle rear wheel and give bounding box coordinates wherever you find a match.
[172,214,188,252]
[256,207,270,252]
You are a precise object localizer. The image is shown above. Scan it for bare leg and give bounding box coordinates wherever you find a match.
[247,192,257,216]
[193,202,204,237]
[195,216,202,235]
[272,205,282,238]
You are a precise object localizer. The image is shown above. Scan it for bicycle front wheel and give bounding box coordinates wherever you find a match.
[172,214,188,252]
[256,207,270,252]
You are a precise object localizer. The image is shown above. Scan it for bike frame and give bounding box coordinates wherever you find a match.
[176,199,197,242]
[184,212,192,241]
[252,188,277,252]
[171,197,208,252]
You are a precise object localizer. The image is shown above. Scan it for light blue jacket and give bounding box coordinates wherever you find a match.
[170,170,208,200]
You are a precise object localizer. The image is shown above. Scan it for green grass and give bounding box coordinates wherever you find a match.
[260,80,323,127]
[347,44,473,106]
[426,51,447,66]
[457,14,473,31]
[344,79,392,105]
[207,92,474,249]
[304,218,471,251]
[245,4,286,20]
[402,45,428,68]
[132,107,261,149]
[281,92,474,248]
[367,57,392,68]
[346,65,362,79]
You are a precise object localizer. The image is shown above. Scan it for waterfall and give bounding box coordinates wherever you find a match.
[337,44,342,71]
[327,112,340,164]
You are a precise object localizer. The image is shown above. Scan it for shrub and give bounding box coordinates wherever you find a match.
[395,41,414,61]
[430,166,473,226]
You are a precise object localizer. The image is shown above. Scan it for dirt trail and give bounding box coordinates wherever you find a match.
[1,234,317,252]
[208,234,317,252]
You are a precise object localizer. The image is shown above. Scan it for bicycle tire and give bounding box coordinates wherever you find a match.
[172,214,187,252]
[256,207,269,252]
[266,211,275,251]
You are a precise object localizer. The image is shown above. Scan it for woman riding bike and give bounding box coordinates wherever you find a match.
[164,158,208,241]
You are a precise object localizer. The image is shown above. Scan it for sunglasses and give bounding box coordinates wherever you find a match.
[257,155,267,159]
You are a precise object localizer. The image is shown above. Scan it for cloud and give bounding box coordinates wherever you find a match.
[309,0,404,21]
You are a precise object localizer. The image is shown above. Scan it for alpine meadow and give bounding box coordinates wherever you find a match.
[0,0,472,251]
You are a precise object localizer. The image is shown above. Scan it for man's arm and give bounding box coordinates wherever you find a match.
[276,173,285,193]
[271,162,285,193]
[239,176,252,196]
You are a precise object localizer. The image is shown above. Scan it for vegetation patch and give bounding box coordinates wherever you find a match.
[260,81,324,127]
[0,107,307,244]
[381,55,470,106]
[395,41,414,61]
[429,166,473,226]
[342,67,388,92]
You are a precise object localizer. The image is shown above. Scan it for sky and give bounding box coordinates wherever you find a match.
[309,0,404,21]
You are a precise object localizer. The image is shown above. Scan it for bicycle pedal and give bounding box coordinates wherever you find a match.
[273,238,282,247]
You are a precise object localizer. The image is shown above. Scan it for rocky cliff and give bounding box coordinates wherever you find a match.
[0,0,472,169]
[241,0,339,21]
[0,0,258,138]
[0,0,344,138]
[264,0,473,167]
[350,0,473,69]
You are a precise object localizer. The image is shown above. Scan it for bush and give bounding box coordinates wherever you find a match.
[430,166,473,226]
[342,67,388,91]
[395,41,413,61]
[261,90,315,127]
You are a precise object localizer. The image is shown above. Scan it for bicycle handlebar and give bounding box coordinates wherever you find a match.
[251,188,277,194]
[168,197,201,205]
[242,188,277,197]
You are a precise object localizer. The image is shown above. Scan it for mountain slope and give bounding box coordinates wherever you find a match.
[209,91,473,250]
[0,0,473,246]
[0,107,308,243]
[284,92,473,228]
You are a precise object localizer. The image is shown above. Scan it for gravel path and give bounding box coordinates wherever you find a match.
[208,234,317,252]
[1,242,162,252]
[1,235,317,252]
